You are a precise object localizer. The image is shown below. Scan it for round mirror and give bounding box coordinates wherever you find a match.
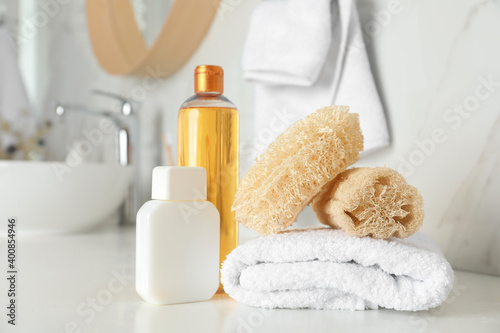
[86,0,221,78]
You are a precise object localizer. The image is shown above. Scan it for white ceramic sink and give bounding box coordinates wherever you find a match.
[0,161,132,234]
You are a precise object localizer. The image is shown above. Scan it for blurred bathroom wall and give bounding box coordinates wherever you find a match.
[6,0,500,276]
[10,0,259,213]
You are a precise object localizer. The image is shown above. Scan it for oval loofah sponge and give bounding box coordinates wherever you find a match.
[312,167,424,239]
[233,106,364,235]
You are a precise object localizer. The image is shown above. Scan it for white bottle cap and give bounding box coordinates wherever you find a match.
[152,166,207,201]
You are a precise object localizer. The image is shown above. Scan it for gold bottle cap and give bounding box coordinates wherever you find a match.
[194,65,224,94]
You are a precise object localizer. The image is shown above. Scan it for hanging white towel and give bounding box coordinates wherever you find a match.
[242,0,332,87]
[243,0,390,155]
[221,228,454,311]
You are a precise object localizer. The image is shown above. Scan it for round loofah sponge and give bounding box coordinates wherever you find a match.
[312,167,424,239]
[233,105,364,235]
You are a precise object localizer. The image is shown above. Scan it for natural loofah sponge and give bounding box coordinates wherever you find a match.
[233,106,364,235]
[312,167,424,239]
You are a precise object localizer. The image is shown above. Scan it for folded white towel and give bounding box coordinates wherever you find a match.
[221,228,454,311]
[243,0,390,155]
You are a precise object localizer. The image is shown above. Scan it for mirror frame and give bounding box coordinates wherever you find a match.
[86,0,221,77]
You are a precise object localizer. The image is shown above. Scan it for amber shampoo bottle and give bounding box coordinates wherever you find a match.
[177,65,239,293]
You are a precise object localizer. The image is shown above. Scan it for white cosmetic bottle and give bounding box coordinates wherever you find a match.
[136,166,220,305]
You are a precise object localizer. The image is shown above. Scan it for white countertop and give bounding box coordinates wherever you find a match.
[1,226,500,333]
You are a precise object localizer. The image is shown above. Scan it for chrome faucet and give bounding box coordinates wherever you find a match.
[54,90,139,224]
[55,95,131,166]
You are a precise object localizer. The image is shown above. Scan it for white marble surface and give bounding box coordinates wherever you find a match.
[8,0,500,276]
[354,0,500,276]
[1,226,499,333]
